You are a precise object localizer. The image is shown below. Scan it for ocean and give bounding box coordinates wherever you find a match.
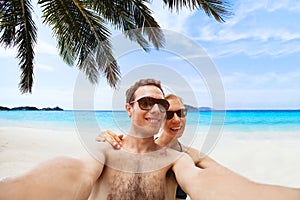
[0,110,299,134]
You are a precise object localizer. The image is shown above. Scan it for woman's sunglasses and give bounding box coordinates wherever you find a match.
[166,109,187,120]
[130,97,170,113]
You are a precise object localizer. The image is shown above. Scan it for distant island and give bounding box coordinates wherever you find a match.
[184,104,213,111]
[0,106,63,111]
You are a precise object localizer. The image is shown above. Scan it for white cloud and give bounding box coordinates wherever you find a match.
[225,88,300,109]
[204,38,300,58]
[230,1,300,26]
[186,1,300,58]
[222,70,300,89]
[149,1,195,34]
[0,38,57,59]
[0,47,16,57]
[36,39,58,55]
[261,1,300,12]
[35,63,54,71]
[195,27,300,43]
[193,24,300,58]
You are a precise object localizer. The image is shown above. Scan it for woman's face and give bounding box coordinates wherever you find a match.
[164,98,186,138]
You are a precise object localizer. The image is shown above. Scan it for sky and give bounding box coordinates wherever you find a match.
[1,0,300,110]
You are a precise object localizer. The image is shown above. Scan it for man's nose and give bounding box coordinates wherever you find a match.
[150,104,161,113]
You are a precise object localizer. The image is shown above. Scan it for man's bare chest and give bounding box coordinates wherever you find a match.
[106,171,166,200]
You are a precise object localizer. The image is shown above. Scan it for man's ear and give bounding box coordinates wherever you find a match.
[125,103,132,117]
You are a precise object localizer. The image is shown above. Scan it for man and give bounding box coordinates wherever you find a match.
[98,93,300,200]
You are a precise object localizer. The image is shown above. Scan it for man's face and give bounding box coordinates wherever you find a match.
[127,85,166,137]
[164,98,186,138]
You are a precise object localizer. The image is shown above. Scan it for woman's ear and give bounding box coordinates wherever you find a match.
[125,103,132,117]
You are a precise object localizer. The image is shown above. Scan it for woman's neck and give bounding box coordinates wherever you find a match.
[155,131,179,149]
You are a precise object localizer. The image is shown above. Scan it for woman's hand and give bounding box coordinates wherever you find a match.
[96,130,124,149]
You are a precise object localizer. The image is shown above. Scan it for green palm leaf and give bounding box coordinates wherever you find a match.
[85,0,164,51]
[0,0,37,93]
[162,0,232,22]
[39,0,120,86]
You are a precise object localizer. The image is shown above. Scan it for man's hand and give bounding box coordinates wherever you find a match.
[96,130,124,149]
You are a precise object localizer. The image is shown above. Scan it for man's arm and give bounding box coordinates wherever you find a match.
[173,152,300,200]
[0,155,104,200]
[172,153,203,200]
[184,146,221,169]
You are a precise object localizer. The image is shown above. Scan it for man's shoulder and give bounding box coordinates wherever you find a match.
[165,146,187,156]
[169,148,195,167]
[162,147,193,168]
[86,142,114,164]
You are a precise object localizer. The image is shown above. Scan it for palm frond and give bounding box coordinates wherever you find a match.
[87,0,164,51]
[198,0,233,22]
[131,0,165,49]
[79,52,99,84]
[0,0,37,93]
[0,0,17,47]
[79,36,121,87]
[38,0,120,85]
[94,40,120,87]
[162,0,233,22]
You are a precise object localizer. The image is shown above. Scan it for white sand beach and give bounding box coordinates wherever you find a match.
[0,126,300,189]
[209,131,300,188]
[0,126,87,178]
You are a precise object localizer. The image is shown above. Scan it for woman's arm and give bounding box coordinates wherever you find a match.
[96,130,124,149]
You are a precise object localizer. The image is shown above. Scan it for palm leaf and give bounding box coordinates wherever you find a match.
[162,0,233,22]
[93,41,120,87]
[0,0,37,93]
[131,0,165,50]
[39,0,120,86]
[0,0,17,47]
[86,0,164,51]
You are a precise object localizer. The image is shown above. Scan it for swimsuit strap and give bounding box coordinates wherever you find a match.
[178,142,183,152]
[155,137,183,152]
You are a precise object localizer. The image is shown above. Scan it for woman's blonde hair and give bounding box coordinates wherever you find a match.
[165,94,184,106]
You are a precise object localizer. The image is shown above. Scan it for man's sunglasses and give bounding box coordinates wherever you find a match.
[130,97,170,113]
[166,109,187,120]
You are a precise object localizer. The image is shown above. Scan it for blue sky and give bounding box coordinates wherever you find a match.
[1,0,299,110]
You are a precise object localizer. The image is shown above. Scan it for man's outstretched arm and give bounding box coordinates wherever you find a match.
[0,155,104,200]
[173,152,300,200]
[184,146,221,169]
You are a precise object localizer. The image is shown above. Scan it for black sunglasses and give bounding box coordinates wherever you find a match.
[130,97,170,113]
[166,109,187,120]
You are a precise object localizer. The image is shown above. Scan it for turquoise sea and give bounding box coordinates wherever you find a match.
[0,110,299,134]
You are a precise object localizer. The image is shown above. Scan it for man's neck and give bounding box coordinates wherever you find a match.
[122,135,160,153]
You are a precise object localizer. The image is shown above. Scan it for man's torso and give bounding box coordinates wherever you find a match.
[88,145,180,200]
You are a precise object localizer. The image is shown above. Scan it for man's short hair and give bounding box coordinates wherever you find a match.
[126,78,165,103]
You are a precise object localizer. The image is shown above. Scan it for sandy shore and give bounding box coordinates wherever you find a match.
[0,126,87,178]
[0,126,299,189]
[209,132,300,188]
